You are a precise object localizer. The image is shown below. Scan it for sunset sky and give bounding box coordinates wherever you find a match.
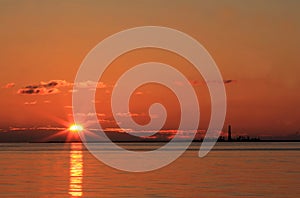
[0,0,299,141]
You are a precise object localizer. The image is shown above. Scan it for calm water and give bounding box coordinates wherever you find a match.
[0,142,299,197]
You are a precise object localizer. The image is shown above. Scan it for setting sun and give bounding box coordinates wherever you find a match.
[69,124,84,133]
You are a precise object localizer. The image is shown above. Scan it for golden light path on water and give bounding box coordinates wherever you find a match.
[69,143,83,197]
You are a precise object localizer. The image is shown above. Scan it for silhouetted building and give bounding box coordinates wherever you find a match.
[228,125,232,141]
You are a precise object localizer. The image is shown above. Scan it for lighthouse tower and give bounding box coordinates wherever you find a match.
[228,125,232,141]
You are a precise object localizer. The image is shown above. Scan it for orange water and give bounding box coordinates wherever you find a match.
[0,142,299,197]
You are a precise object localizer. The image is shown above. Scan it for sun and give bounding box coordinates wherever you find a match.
[69,124,84,133]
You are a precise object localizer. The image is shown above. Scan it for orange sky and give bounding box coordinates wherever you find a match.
[0,0,299,139]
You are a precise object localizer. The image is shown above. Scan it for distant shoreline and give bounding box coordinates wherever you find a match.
[0,140,299,143]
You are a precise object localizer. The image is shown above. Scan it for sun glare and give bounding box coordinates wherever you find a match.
[69,124,84,133]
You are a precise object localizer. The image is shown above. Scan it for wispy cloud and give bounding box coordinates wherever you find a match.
[2,82,15,89]
[104,127,133,133]
[9,127,28,131]
[8,126,66,131]
[75,81,107,89]
[24,101,37,105]
[116,112,145,118]
[71,112,107,118]
[103,128,207,140]
[70,81,109,93]
[67,112,110,125]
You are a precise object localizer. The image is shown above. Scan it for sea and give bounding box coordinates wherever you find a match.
[0,142,299,197]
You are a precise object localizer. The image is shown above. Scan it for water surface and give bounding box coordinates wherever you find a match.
[0,142,299,197]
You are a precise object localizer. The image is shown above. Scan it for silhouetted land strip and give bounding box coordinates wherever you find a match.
[28,139,300,143]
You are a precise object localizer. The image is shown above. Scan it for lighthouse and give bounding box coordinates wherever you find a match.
[228,125,232,141]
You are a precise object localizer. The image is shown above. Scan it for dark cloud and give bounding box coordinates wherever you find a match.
[190,79,235,86]
[17,80,109,95]
[223,80,235,84]
[17,80,71,95]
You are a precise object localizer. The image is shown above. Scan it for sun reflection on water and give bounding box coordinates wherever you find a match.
[69,143,83,197]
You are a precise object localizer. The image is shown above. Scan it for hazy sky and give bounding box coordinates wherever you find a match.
[0,0,299,139]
